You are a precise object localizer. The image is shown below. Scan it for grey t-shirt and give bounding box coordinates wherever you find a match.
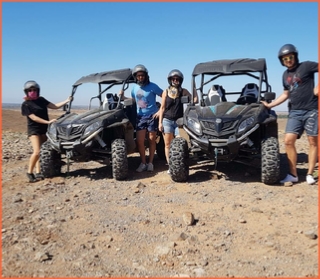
[282,61,318,111]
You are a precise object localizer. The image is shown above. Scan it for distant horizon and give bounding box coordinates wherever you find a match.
[2,102,289,114]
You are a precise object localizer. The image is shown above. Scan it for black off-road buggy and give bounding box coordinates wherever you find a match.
[169,58,280,185]
[40,68,164,180]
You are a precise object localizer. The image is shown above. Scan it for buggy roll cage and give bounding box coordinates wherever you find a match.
[66,68,135,113]
[191,58,272,105]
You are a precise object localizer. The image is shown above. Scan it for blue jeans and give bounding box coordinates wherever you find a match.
[286,109,318,137]
[162,118,179,136]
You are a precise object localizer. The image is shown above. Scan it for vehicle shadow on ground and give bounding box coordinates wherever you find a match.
[60,165,113,181]
[188,161,261,184]
[185,152,310,185]
[59,152,312,184]
[59,154,168,181]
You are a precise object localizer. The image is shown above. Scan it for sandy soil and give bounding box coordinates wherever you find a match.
[1,108,318,277]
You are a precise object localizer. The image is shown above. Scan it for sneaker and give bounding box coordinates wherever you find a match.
[26,173,37,183]
[167,169,170,174]
[280,174,298,184]
[306,174,316,185]
[147,163,154,172]
[136,163,147,173]
[35,173,45,180]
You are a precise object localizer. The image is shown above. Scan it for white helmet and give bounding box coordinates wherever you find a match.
[167,69,184,88]
[23,80,40,94]
[132,64,150,86]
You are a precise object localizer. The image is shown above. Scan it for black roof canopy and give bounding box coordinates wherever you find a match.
[192,58,267,76]
[73,68,134,86]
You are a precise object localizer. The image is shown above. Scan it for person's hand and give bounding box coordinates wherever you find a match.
[118,90,125,100]
[153,111,160,119]
[314,86,318,96]
[158,123,163,132]
[260,101,271,109]
[48,119,57,124]
[67,96,73,103]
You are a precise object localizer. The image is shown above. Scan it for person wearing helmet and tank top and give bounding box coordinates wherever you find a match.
[21,80,73,183]
[261,44,318,185]
[158,69,198,174]
[119,64,163,172]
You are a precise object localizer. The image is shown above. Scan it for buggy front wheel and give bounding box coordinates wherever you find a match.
[261,136,280,185]
[169,137,189,182]
[40,141,62,178]
[111,139,128,180]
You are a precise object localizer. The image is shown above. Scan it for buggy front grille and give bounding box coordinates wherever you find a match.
[201,120,238,133]
[57,125,85,140]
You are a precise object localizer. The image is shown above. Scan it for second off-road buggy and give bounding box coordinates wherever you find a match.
[169,58,280,185]
[40,68,165,180]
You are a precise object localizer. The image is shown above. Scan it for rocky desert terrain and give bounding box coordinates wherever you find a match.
[1,108,318,278]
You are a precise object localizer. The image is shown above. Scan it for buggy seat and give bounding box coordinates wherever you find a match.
[205,85,227,106]
[236,83,259,104]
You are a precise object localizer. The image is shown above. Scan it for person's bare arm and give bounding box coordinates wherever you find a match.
[261,90,289,109]
[47,96,73,109]
[158,90,167,130]
[314,84,318,96]
[184,88,198,103]
[28,114,56,124]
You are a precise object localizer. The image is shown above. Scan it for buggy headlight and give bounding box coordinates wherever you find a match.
[47,123,57,140]
[83,121,101,137]
[187,117,202,134]
[238,116,255,133]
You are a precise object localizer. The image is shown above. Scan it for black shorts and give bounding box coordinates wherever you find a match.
[136,114,159,132]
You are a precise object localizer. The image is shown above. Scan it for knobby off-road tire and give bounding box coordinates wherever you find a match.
[40,141,62,178]
[111,139,128,180]
[169,137,189,182]
[261,136,280,185]
[156,133,166,160]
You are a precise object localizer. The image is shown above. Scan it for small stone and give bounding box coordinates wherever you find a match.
[304,230,318,240]
[182,212,194,226]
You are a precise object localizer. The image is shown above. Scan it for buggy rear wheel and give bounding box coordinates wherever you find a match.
[169,137,189,182]
[111,139,128,180]
[261,136,280,185]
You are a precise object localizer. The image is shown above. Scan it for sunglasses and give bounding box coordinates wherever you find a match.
[282,55,294,62]
[27,88,38,92]
[171,77,180,81]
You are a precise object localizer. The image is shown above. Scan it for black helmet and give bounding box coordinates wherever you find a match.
[23,80,40,94]
[278,44,299,66]
[167,69,184,88]
[132,64,150,86]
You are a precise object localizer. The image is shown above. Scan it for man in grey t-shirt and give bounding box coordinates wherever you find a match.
[261,44,318,185]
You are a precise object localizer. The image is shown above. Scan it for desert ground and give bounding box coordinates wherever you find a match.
[1,108,318,278]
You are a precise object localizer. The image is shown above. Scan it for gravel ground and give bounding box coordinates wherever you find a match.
[1,109,318,277]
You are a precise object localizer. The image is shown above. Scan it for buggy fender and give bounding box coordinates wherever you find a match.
[46,136,61,152]
[107,118,131,128]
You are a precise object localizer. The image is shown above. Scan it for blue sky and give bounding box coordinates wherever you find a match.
[2,2,318,112]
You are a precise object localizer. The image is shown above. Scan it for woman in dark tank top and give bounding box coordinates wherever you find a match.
[158,69,198,173]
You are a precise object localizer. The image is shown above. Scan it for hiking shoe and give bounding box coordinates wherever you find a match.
[147,163,154,172]
[35,173,45,180]
[136,163,147,172]
[27,173,37,183]
[306,174,316,185]
[280,174,298,184]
